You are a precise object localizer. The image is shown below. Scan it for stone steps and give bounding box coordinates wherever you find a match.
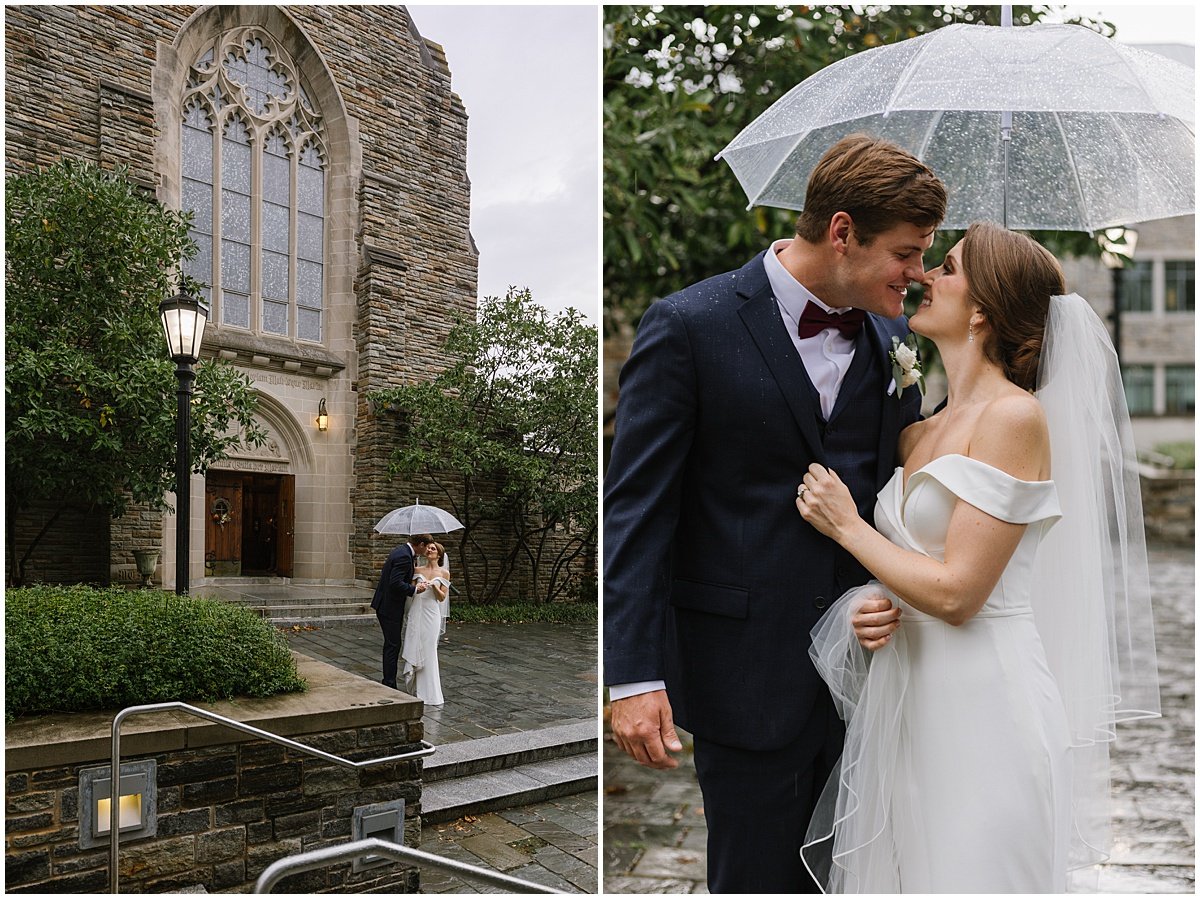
[271,613,378,628]
[250,601,374,625]
[194,582,378,627]
[420,721,597,824]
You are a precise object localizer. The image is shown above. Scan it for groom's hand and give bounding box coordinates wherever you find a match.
[852,595,901,651]
[610,691,683,769]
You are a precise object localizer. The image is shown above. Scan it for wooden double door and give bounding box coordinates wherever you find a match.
[205,472,294,577]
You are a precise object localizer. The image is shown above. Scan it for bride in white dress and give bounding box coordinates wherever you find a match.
[795,223,1159,893]
[401,540,450,706]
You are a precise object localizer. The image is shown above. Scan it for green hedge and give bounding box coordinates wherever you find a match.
[448,601,597,625]
[5,586,306,721]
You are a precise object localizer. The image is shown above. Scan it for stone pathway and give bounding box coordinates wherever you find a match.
[418,793,598,893]
[603,545,1195,893]
[282,619,597,746]
[1101,544,1195,892]
[281,617,600,891]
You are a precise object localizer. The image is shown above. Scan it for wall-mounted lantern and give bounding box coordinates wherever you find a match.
[316,397,329,432]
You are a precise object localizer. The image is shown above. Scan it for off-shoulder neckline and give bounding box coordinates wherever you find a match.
[899,452,1053,496]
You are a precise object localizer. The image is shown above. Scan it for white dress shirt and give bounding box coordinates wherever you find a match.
[763,238,859,420]
[609,242,857,703]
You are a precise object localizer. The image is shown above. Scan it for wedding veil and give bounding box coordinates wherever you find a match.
[439,551,451,634]
[1033,292,1161,872]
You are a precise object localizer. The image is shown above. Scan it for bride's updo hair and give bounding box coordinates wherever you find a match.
[962,222,1066,391]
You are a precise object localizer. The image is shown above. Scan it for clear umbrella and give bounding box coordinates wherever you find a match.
[717,21,1195,232]
[373,500,465,536]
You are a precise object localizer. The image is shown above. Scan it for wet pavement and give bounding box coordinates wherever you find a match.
[282,618,597,747]
[603,545,1195,893]
[280,617,599,892]
[417,795,598,893]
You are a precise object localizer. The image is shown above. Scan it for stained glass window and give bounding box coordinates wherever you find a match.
[180,28,326,343]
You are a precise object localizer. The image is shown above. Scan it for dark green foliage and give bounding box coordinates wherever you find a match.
[369,288,598,606]
[448,601,597,625]
[603,5,1112,335]
[5,160,266,584]
[5,586,306,721]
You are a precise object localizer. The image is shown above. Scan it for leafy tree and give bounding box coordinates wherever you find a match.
[604,4,1112,335]
[6,160,265,585]
[369,288,598,605]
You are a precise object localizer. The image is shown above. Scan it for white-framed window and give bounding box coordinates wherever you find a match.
[1165,364,1195,415]
[1121,364,1156,416]
[1118,260,1153,313]
[1120,258,1195,315]
[180,28,326,343]
[1164,261,1195,313]
[1118,256,1194,418]
[1121,363,1196,417]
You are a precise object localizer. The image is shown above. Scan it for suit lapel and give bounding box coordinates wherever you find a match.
[867,315,903,487]
[827,326,874,423]
[736,255,826,464]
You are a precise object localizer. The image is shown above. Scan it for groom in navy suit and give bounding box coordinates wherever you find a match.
[371,533,432,689]
[604,135,946,892]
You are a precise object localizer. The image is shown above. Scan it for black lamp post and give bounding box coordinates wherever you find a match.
[1101,226,1139,366]
[159,291,209,595]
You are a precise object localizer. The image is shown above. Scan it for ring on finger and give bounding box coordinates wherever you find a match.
[797,484,808,499]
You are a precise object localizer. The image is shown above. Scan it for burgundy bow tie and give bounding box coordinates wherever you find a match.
[797,301,866,339]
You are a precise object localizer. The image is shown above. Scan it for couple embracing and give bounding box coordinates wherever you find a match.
[604,136,1159,893]
[371,533,451,706]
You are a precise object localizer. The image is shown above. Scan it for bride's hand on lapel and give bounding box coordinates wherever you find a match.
[795,463,864,544]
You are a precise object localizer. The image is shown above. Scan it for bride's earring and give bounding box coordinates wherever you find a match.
[968,320,975,343]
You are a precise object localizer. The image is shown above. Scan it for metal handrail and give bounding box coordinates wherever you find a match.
[254,837,563,893]
[109,701,436,893]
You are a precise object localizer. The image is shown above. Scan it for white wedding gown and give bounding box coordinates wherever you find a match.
[401,576,448,706]
[803,454,1075,893]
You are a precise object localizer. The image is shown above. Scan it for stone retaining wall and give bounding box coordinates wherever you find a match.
[4,502,111,587]
[1141,468,1195,546]
[5,655,426,893]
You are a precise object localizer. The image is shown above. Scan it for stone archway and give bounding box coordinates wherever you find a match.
[203,391,312,580]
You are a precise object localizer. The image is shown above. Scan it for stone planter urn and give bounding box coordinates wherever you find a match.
[132,550,159,588]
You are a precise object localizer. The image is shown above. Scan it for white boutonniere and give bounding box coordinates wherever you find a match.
[889,335,925,399]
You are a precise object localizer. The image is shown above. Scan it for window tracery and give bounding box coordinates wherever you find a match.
[181,27,326,343]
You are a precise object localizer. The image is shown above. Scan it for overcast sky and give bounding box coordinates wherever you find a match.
[1054,4,1195,46]
[407,6,600,323]
[403,4,1191,329]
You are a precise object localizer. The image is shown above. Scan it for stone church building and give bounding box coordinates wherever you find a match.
[5,6,507,593]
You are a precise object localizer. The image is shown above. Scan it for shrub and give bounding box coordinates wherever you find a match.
[1153,441,1195,471]
[5,586,306,720]
[448,601,597,625]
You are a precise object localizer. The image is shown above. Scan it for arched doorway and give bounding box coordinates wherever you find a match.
[203,391,313,580]
[205,471,295,577]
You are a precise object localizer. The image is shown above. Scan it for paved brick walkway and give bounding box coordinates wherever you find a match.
[603,545,1195,893]
[418,794,599,893]
[280,617,599,891]
[282,618,597,746]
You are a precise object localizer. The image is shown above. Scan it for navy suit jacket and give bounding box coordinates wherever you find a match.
[371,544,417,620]
[603,252,922,751]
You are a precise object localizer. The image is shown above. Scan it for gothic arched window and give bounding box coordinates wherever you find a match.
[181,29,327,343]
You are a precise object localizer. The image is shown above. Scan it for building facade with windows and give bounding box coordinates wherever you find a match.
[1061,212,1195,453]
[1060,40,1196,455]
[5,6,484,590]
